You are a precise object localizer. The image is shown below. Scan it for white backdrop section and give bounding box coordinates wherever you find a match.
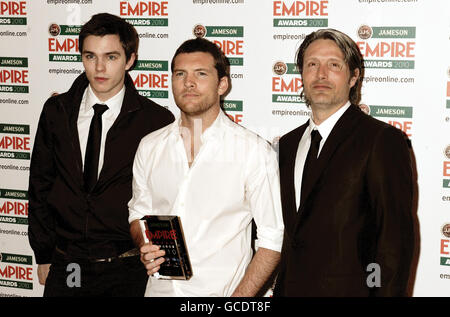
[0,0,449,296]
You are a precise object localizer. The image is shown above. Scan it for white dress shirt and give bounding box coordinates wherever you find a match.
[294,101,351,210]
[77,85,125,175]
[128,110,284,297]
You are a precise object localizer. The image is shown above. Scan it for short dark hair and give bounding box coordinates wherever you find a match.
[171,37,230,80]
[79,13,139,70]
[296,28,365,106]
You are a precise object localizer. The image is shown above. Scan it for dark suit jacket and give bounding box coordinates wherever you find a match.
[274,105,414,297]
[28,72,174,263]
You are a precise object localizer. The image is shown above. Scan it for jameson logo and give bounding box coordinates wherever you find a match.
[0,124,30,160]
[60,25,81,35]
[223,100,243,124]
[193,25,244,38]
[0,253,32,265]
[133,60,169,99]
[134,60,168,71]
[357,25,416,70]
[273,0,328,28]
[0,57,27,67]
[222,100,243,112]
[272,61,303,104]
[206,26,244,37]
[0,188,28,200]
[1,123,29,134]
[120,1,168,27]
[357,26,416,39]
[193,25,244,67]
[369,105,413,119]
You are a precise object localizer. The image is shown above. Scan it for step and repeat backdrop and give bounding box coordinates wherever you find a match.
[0,0,449,297]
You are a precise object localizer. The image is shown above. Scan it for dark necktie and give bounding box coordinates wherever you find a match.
[300,129,322,208]
[84,103,108,193]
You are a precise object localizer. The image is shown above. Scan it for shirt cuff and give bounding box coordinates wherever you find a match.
[255,227,284,252]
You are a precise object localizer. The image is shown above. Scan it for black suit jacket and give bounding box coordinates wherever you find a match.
[28,72,174,263]
[274,105,414,297]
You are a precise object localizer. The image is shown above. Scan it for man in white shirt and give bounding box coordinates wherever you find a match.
[128,37,284,297]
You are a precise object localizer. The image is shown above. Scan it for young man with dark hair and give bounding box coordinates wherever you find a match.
[28,13,174,296]
[274,28,414,297]
[128,37,284,297]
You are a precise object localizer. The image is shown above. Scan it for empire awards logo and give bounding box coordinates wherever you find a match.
[0,57,29,94]
[444,146,450,188]
[132,60,170,100]
[47,22,81,62]
[0,124,31,160]
[191,24,244,67]
[0,252,33,290]
[273,0,329,28]
[356,25,416,70]
[0,1,27,25]
[0,187,29,225]
[271,60,306,109]
[119,1,169,27]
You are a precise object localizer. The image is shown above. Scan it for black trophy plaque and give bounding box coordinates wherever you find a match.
[140,215,192,280]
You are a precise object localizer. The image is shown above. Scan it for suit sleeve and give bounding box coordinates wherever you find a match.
[27,101,57,264]
[367,125,414,296]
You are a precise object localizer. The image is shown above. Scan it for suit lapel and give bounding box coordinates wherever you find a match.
[97,74,141,185]
[280,123,307,236]
[295,105,362,226]
[58,74,88,188]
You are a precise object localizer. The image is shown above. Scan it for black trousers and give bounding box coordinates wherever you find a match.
[43,249,148,297]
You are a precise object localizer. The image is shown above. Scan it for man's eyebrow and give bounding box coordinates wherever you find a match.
[81,50,122,55]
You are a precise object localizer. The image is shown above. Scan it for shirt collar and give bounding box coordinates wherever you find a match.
[308,101,351,141]
[83,84,125,117]
[170,109,227,142]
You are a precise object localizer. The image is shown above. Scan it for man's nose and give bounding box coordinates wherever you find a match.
[317,63,328,79]
[95,58,106,72]
[184,73,195,88]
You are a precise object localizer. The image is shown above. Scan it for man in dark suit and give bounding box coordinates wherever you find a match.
[28,13,174,296]
[274,29,414,297]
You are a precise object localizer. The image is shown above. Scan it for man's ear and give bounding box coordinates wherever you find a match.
[125,53,136,71]
[349,68,360,88]
[218,76,229,96]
